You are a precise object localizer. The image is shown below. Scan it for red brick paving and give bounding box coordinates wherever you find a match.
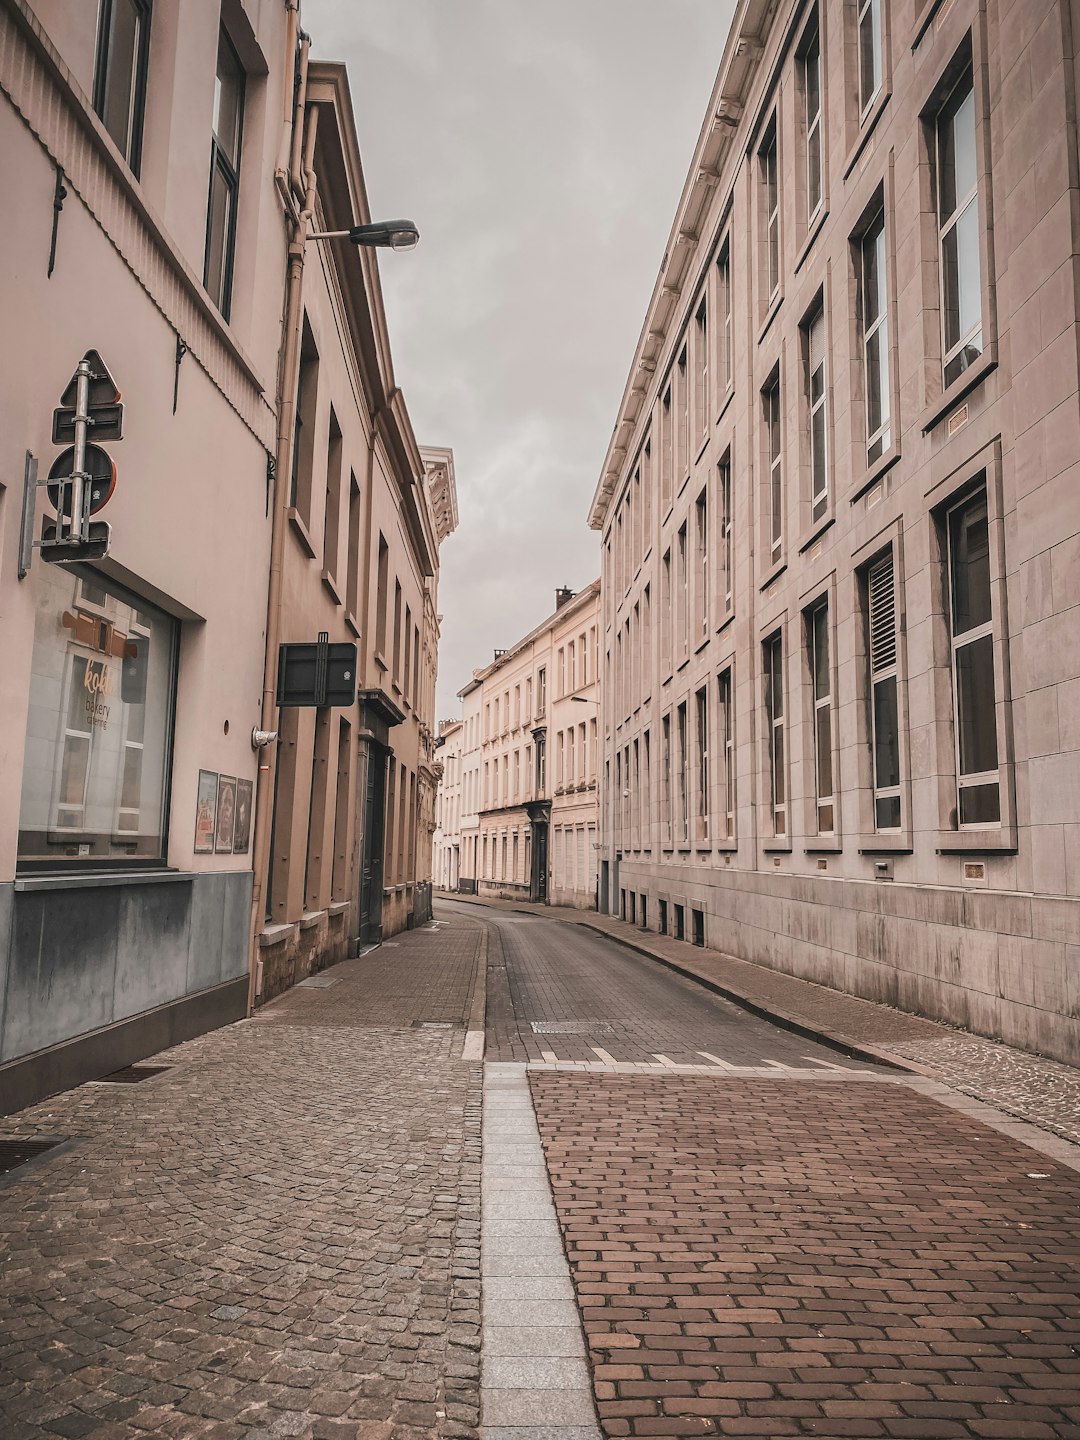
[529,1072,1080,1439]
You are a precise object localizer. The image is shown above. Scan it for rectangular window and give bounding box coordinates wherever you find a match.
[858,0,883,120]
[695,686,709,843]
[322,408,343,585]
[803,27,823,223]
[867,549,902,830]
[719,455,733,614]
[19,567,177,865]
[392,581,402,684]
[717,239,732,395]
[677,344,690,479]
[643,729,652,845]
[764,375,783,565]
[695,296,709,443]
[935,67,983,388]
[947,489,999,825]
[642,438,653,548]
[859,202,892,466]
[809,600,834,833]
[694,487,708,640]
[661,548,672,675]
[289,319,319,520]
[676,701,689,845]
[375,534,389,656]
[403,607,412,703]
[661,384,673,512]
[93,0,151,174]
[346,471,362,618]
[204,29,244,322]
[537,666,546,717]
[804,303,828,523]
[661,714,672,845]
[764,631,786,836]
[761,122,780,302]
[677,523,689,659]
[718,667,734,838]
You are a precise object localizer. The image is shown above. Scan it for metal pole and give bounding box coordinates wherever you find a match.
[69,357,92,542]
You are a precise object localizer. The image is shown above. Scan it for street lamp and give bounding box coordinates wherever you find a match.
[308,219,420,251]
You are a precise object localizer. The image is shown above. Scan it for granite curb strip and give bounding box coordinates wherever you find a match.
[462,917,488,1061]
[481,1061,601,1438]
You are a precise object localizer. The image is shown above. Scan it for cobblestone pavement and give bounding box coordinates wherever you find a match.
[440,896,1080,1144]
[0,914,485,1440]
[459,904,873,1072]
[530,1069,1080,1440]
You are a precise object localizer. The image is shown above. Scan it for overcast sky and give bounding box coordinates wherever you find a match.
[304,1,737,718]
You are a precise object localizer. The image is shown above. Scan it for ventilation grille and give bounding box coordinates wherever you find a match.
[0,1138,65,1176]
[98,1065,170,1084]
[869,552,896,673]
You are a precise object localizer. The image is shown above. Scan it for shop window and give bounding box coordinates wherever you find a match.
[18,567,177,866]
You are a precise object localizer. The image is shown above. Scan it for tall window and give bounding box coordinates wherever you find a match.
[677,344,690,478]
[346,472,362,618]
[859,203,891,466]
[93,0,151,173]
[677,522,689,658]
[809,600,834,834]
[935,67,982,387]
[764,631,786,836]
[694,487,708,640]
[719,455,733,613]
[718,667,734,838]
[676,702,689,844]
[661,714,672,844]
[764,375,783,565]
[323,409,343,585]
[804,303,828,523]
[858,0,883,119]
[204,30,244,321]
[537,666,546,717]
[289,319,319,520]
[695,686,709,843]
[695,296,709,443]
[661,548,672,674]
[643,729,651,844]
[947,489,999,825]
[661,384,673,512]
[535,733,546,792]
[802,28,823,223]
[375,535,389,656]
[717,239,732,395]
[761,122,780,302]
[867,549,901,830]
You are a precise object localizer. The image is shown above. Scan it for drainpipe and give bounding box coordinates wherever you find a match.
[247,97,321,1013]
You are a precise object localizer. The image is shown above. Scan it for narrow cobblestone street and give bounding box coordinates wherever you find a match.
[2,901,1079,1440]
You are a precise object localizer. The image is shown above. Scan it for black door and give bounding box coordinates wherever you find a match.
[359,743,386,944]
[534,822,548,903]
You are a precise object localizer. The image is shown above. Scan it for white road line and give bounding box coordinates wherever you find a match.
[590,1046,618,1065]
[803,1054,850,1071]
[697,1051,736,1069]
[652,1053,678,1068]
[540,1049,559,1064]
[761,1059,791,1070]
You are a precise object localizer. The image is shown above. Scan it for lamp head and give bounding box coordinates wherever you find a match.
[348,220,420,251]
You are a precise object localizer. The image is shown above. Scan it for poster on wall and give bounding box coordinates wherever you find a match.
[233,778,253,855]
[194,770,218,854]
[215,775,236,854]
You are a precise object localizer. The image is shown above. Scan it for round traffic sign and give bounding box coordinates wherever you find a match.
[47,444,117,517]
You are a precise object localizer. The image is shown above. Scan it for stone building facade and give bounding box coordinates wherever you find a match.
[433,718,464,891]
[589,0,1080,1063]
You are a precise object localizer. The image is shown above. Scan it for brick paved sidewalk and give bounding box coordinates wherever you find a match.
[439,895,1080,1145]
[0,914,486,1440]
[530,1069,1080,1439]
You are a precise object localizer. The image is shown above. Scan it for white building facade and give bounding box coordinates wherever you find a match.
[433,718,463,891]
[590,0,1080,1064]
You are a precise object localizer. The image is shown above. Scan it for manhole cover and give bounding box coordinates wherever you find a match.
[531,1021,615,1036]
[297,975,338,988]
[98,1065,171,1083]
[412,1020,459,1029]
[0,1138,66,1176]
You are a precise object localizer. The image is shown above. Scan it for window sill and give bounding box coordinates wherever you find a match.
[793,206,829,276]
[14,867,192,892]
[758,290,784,346]
[694,434,710,467]
[327,900,350,916]
[936,829,1018,855]
[920,348,998,435]
[759,560,788,592]
[345,611,361,639]
[676,656,690,673]
[716,387,735,427]
[694,635,710,656]
[804,841,843,854]
[259,922,299,948]
[762,840,793,855]
[716,611,735,639]
[798,514,835,555]
[851,445,902,504]
[299,909,326,931]
[912,0,945,48]
[321,570,343,606]
[288,507,317,558]
[858,837,913,855]
[373,651,388,672]
[714,838,738,853]
[842,88,892,181]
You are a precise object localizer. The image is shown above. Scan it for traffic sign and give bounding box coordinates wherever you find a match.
[47,444,116,516]
[40,519,111,563]
[277,636,357,707]
[52,349,124,442]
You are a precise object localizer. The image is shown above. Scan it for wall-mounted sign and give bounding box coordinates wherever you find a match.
[215,776,236,854]
[194,770,218,855]
[277,633,356,707]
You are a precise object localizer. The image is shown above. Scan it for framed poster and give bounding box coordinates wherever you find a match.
[195,770,218,854]
[215,775,236,854]
[233,778,253,855]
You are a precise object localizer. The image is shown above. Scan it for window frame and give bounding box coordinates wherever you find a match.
[92,0,152,176]
[806,595,836,838]
[801,295,830,530]
[759,117,781,309]
[717,664,736,845]
[203,27,245,323]
[763,628,788,843]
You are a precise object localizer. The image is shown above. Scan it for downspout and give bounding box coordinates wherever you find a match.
[274,2,303,222]
[247,98,321,1013]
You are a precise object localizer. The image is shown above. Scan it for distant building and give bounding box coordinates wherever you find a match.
[588,0,1080,1063]
[448,584,600,908]
[433,719,464,891]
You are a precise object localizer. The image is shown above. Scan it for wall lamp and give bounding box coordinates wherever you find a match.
[308,219,420,251]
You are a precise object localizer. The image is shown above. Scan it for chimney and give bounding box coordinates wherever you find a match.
[555,586,575,610]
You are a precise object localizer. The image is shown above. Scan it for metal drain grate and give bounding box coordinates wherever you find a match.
[412,1020,459,1029]
[0,1138,65,1176]
[99,1064,171,1083]
[297,975,339,988]
[531,1021,616,1036]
